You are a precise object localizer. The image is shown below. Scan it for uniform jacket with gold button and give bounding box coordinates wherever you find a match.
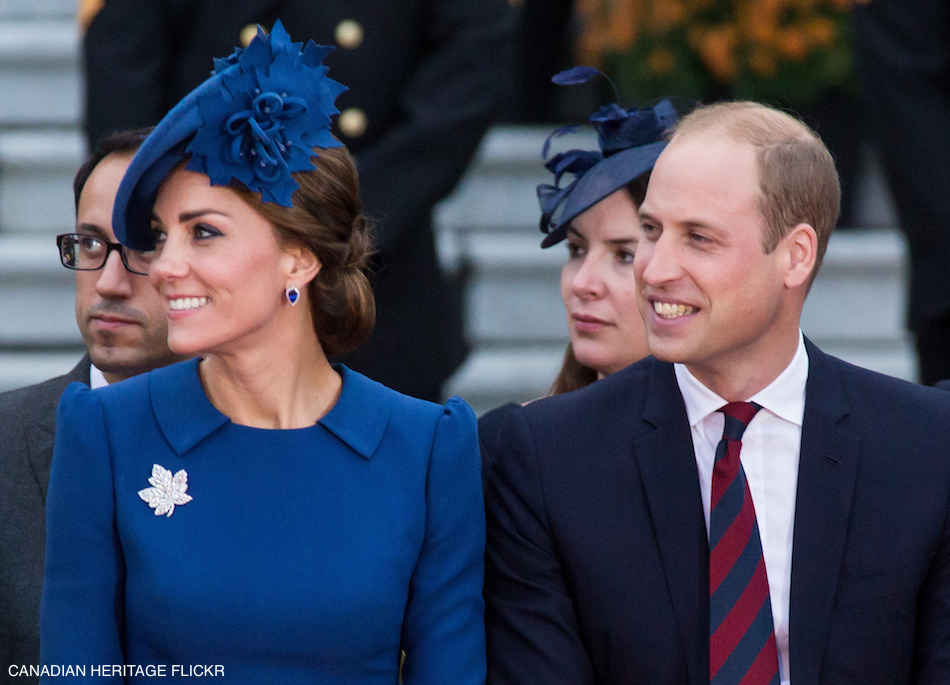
[83,0,516,398]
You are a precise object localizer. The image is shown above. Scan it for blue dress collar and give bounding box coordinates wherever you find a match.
[149,358,391,459]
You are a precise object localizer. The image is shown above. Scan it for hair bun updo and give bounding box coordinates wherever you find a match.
[235,145,376,356]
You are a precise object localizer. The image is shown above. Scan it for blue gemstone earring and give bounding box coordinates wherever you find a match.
[285,285,300,306]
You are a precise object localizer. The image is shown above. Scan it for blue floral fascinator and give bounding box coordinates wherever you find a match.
[113,20,346,250]
[537,67,679,248]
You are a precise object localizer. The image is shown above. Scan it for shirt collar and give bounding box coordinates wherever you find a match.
[89,363,108,389]
[674,331,808,428]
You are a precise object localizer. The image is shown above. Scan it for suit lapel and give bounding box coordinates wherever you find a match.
[25,357,91,500]
[633,360,709,684]
[788,341,858,683]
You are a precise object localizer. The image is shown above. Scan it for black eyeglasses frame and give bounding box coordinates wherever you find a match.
[56,233,153,277]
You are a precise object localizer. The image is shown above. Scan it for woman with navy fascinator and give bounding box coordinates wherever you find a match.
[41,22,485,684]
[480,69,678,467]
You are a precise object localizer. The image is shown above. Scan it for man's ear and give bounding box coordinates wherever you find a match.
[782,223,818,289]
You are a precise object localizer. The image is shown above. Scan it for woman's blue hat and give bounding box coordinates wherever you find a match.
[113,20,346,251]
[537,68,679,248]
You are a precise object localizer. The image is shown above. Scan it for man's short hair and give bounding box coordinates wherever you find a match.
[671,101,840,282]
[73,127,152,212]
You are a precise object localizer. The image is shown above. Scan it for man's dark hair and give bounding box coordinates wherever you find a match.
[73,127,152,211]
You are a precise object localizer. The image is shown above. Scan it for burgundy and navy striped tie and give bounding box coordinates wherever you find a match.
[709,402,780,685]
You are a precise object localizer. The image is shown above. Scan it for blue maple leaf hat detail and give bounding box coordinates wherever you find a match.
[537,67,679,248]
[113,20,346,250]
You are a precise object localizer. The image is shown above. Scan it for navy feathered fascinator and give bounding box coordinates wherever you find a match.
[537,67,678,248]
[113,20,346,250]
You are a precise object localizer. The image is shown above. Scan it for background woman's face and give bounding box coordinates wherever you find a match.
[149,167,298,358]
[560,189,651,377]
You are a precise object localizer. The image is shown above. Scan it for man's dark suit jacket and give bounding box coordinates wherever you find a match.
[83,0,515,399]
[0,359,89,683]
[483,340,950,684]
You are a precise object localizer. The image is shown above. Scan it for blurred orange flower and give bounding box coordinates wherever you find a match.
[575,0,859,105]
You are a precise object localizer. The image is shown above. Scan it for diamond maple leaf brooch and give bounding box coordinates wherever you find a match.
[138,464,193,517]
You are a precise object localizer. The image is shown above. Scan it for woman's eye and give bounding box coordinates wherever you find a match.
[617,249,635,264]
[192,224,221,240]
[150,228,167,244]
[566,242,585,258]
[193,223,222,240]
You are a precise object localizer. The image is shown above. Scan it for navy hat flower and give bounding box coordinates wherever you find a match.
[537,67,678,248]
[113,20,346,250]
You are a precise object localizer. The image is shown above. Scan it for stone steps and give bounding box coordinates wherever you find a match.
[0,0,75,19]
[0,17,80,130]
[442,223,912,415]
[0,125,914,404]
[0,8,86,389]
[0,131,85,234]
[0,11,914,411]
[438,128,911,415]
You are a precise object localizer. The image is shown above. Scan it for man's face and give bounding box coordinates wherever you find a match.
[635,134,797,390]
[74,153,182,382]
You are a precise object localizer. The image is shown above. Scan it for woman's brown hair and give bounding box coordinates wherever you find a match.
[234,146,376,356]
[549,343,599,395]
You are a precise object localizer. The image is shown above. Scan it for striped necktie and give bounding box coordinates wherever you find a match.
[708,402,780,684]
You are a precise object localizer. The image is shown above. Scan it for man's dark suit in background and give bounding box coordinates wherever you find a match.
[0,360,89,683]
[83,0,516,400]
[853,0,950,385]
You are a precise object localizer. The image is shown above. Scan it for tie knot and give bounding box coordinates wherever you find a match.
[718,401,761,441]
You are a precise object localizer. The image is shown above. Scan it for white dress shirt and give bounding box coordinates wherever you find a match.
[89,364,109,389]
[674,332,808,685]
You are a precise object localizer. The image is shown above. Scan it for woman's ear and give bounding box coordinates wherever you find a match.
[283,245,321,288]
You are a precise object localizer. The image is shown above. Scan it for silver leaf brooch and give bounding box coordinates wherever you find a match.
[138,464,193,517]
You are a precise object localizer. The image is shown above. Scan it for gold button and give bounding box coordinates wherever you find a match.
[334,20,364,49]
[239,24,258,48]
[79,0,105,33]
[338,108,368,138]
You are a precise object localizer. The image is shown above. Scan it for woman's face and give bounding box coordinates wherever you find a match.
[560,188,651,377]
[149,166,303,357]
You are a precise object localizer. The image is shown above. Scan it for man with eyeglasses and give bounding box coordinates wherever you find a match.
[0,129,184,681]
